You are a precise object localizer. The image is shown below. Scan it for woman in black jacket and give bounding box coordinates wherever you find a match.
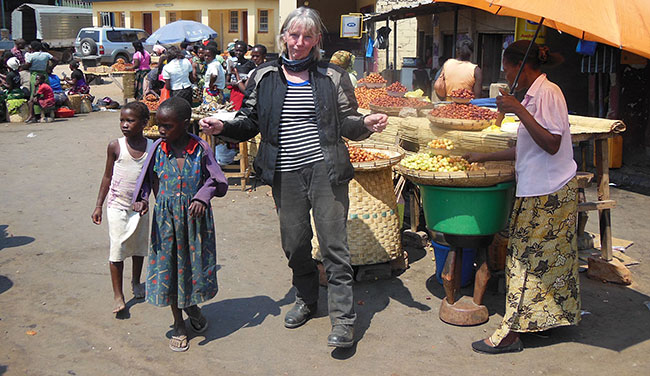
[200,7,387,349]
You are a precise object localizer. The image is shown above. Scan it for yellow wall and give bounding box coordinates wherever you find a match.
[92,0,282,52]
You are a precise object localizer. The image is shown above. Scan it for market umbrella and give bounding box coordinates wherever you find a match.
[436,0,650,59]
[146,20,218,44]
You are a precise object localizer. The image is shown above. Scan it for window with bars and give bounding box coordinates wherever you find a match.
[230,11,238,33]
[168,12,177,23]
[259,10,268,33]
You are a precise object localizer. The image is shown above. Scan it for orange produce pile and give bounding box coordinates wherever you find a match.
[429,103,498,121]
[111,58,134,72]
[370,96,432,108]
[140,94,160,111]
[358,72,387,84]
[354,86,387,109]
[386,81,407,93]
[348,145,388,162]
[450,88,474,99]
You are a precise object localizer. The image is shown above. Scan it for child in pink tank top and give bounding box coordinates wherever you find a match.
[92,102,152,316]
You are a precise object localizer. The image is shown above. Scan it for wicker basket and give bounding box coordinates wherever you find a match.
[428,114,494,131]
[311,144,404,265]
[387,90,406,97]
[395,161,515,187]
[122,71,136,98]
[364,82,386,89]
[348,143,405,171]
[148,111,156,127]
[68,94,82,114]
[449,97,472,104]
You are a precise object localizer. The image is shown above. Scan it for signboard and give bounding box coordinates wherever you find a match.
[340,14,363,39]
[515,18,546,44]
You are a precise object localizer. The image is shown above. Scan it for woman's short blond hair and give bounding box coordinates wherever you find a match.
[277,7,326,61]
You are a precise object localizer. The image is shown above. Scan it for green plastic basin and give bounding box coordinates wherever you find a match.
[418,181,515,236]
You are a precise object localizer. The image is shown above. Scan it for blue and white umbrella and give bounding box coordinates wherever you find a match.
[146,20,218,44]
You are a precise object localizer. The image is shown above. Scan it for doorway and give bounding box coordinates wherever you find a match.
[143,13,153,35]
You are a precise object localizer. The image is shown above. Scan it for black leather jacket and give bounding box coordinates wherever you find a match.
[220,58,371,186]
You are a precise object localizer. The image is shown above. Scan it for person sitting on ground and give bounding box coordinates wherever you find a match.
[25,73,55,123]
[434,38,482,100]
[22,40,58,98]
[2,57,23,92]
[46,64,71,109]
[65,61,91,96]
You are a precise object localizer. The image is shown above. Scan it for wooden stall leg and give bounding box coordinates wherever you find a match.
[587,138,631,284]
[238,142,249,191]
[595,138,613,261]
[409,190,420,232]
[441,248,459,305]
[472,248,490,306]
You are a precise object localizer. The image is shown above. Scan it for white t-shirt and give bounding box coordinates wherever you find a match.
[204,60,226,90]
[515,74,577,197]
[162,58,192,90]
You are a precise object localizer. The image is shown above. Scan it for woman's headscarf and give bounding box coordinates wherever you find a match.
[6,57,19,71]
[153,44,166,56]
[330,50,356,75]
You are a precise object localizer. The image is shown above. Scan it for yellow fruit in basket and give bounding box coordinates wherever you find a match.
[401,153,473,172]
[404,89,424,98]
[428,138,454,150]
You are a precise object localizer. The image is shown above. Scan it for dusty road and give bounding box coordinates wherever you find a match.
[1,88,649,375]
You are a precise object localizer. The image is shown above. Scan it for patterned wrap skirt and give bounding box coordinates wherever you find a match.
[490,177,580,345]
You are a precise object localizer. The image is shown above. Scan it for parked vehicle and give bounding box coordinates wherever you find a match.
[74,27,154,65]
[11,3,93,63]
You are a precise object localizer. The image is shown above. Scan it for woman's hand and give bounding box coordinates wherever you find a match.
[364,113,388,133]
[189,200,206,218]
[199,117,224,136]
[133,201,148,215]
[495,88,524,115]
[463,152,487,163]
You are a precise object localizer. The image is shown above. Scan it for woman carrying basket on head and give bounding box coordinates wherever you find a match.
[199,7,388,348]
[466,41,579,355]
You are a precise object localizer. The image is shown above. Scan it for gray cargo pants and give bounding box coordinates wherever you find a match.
[271,161,356,326]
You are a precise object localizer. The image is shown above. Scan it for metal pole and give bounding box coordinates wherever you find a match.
[393,19,397,70]
[385,19,389,70]
[1,0,5,29]
[452,8,458,58]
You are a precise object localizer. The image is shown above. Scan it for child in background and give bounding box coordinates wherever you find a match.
[92,102,153,315]
[132,97,228,352]
[25,73,55,123]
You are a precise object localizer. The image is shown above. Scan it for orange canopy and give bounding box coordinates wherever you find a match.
[437,0,650,59]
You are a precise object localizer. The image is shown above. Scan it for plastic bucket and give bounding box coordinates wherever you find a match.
[419,181,515,236]
[432,240,475,287]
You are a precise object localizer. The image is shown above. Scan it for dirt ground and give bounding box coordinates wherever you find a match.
[1,75,649,375]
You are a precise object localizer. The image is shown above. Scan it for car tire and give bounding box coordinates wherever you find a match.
[114,53,129,64]
[80,38,97,56]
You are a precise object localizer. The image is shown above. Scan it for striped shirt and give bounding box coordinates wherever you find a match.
[276,81,324,171]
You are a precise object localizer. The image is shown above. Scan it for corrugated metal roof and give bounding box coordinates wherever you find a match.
[16,3,92,15]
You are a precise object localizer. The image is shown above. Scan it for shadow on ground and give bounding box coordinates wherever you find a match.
[425,268,650,353]
[0,225,35,251]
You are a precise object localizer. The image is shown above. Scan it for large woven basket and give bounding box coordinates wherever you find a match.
[369,103,402,116]
[68,94,82,114]
[122,71,136,98]
[395,161,515,187]
[312,145,404,265]
[428,114,494,131]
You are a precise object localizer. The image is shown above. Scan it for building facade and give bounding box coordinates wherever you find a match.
[89,0,296,52]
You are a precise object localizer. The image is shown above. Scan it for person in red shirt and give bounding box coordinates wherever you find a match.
[25,73,55,123]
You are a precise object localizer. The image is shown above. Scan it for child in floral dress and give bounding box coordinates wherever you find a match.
[133,97,228,352]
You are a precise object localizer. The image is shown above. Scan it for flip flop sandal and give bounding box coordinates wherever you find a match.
[471,338,523,354]
[169,335,189,352]
[25,118,38,124]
